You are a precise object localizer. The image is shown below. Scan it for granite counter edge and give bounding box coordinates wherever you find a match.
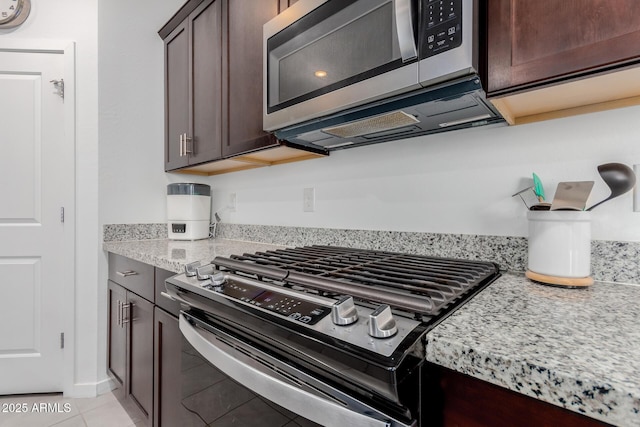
[425,335,637,426]
[103,241,185,273]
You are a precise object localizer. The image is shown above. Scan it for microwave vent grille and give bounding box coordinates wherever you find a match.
[321,111,419,138]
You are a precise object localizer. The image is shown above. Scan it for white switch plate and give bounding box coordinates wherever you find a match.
[229,193,237,212]
[303,188,315,212]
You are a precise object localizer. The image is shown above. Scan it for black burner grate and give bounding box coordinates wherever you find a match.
[213,246,499,317]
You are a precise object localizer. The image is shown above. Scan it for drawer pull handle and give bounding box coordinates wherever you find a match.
[116,270,138,277]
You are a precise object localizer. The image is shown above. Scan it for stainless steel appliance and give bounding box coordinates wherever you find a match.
[263,0,504,150]
[165,245,500,426]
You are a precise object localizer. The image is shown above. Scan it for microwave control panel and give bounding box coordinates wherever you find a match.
[421,0,463,58]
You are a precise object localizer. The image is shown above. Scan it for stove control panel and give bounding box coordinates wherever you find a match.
[206,278,330,325]
[167,269,424,357]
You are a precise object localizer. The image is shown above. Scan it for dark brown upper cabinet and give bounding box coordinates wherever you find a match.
[223,0,279,158]
[163,0,223,170]
[160,0,325,176]
[164,20,190,171]
[486,0,640,124]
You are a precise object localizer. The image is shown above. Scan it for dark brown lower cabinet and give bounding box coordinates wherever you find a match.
[108,255,180,427]
[153,307,181,427]
[431,366,611,427]
[127,293,154,423]
[107,279,154,426]
[107,281,127,388]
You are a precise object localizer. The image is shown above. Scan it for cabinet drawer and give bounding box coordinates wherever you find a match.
[108,253,155,302]
[155,268,182,317]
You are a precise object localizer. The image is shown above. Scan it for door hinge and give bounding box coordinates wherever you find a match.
[50,79,64,99]
[60,332,65,349]
[60,207,64,223]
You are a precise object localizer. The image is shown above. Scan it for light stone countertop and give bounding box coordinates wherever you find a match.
[103,238,640,426]
[102,238,286,273]
[427,272,640,427]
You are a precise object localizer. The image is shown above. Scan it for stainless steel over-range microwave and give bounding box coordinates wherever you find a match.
[263,0,501,150]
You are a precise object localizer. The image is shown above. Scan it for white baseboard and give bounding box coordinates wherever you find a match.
[63,377,116,398]
[96,377,117,395]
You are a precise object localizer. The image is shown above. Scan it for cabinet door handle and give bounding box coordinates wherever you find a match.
[121,303,131,327]
[117,300,122,327]
[184,134,192,154]
[179,133,184,157]
[116,270,138,277]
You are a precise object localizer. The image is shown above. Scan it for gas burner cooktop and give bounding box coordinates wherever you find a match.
[166,245,500,356]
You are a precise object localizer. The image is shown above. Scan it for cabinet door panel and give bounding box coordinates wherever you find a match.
[107,281,127,387]
[223,0,279,157]
[128,293,154,421]
[153,308,181,427]
[190,0,223,164]
[434,366,610,427]
[165,21,190,170]
[487,0,640,94]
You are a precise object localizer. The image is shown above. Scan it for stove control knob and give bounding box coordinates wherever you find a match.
[209,272,226,291]
[195,264,215,281]
[367,305,397,339]
[184,261,201,277]
[331,296,358,326]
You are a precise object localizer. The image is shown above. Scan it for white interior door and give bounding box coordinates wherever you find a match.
[0,45,74,394]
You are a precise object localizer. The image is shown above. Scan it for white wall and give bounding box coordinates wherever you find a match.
[98,0,203,226]
[0,0,100,395]
[210,106,640,242]
[97,0,189,389]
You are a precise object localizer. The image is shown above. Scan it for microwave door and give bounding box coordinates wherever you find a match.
[263,0,420,132]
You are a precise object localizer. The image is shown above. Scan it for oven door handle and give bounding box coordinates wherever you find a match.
[179,314,400,427]
[394,0,417,62]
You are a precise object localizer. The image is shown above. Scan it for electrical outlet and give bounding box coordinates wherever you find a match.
[229,193,237,212]
[303,188,315,212]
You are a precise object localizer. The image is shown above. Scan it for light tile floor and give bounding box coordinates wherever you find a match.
[0,392,138,427]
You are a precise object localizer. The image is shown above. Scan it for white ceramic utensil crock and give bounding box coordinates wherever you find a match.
[527,211,592,278]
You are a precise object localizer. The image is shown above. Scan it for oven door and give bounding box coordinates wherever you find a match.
[263,0,420,131]
[180,312,416,427]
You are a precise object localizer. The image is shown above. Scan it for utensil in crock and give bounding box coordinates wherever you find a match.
[550,181,594,211]
[586,162,636,210]
[533,173,545,202]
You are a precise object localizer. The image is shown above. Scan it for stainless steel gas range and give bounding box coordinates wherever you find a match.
[165,245,500,426]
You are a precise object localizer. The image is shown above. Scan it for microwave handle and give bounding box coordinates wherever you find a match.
[394,0,418,62]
